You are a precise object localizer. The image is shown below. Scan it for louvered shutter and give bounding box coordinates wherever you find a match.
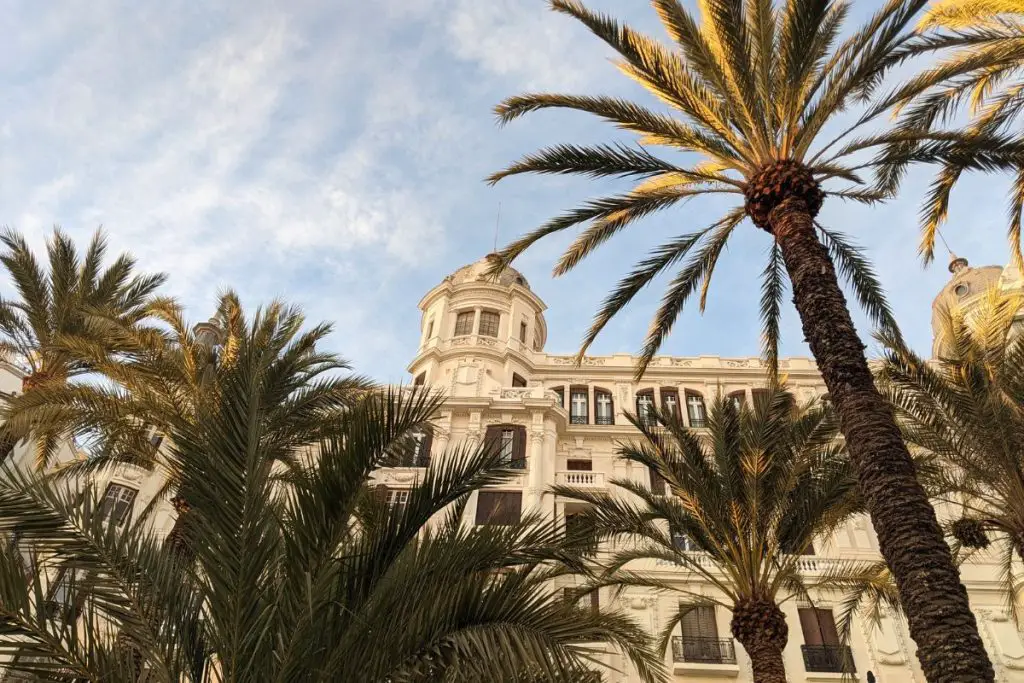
[799,608,839,645]
[680,605,718,638]
[512,425,527,468]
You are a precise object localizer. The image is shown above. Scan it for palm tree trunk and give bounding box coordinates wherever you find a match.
[769,197,994,681]
[739,637,787,683]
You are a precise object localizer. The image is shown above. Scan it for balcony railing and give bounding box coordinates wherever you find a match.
[595,415,614,425]
[501,458,527,470]
[801,645,855,673]
[688,417,707,428]
[556,471,607,488]
[672,636,737,664]
[570,414,588,425]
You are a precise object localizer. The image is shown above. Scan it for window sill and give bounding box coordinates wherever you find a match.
[805,673,856,682]
[672,661,739,678]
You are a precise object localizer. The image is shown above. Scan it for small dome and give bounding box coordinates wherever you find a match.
[447,254,530,290]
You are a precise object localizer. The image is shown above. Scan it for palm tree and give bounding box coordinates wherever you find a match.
[485,1,999,677]
[552,385,858,682]
[0,228,168,467]
[0,293,372,559]
[877,288,1024,610]
[0,383,665,682]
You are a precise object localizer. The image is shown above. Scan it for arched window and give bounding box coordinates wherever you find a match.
[751,388,770,409]
[594,388,614,425]
[478,310,500,337]
[636,389,656,426]
[727,390,746,410]
[512,373,527,388]
[684,390,706,428]
[453,311,474,336]
[570,386,589,424]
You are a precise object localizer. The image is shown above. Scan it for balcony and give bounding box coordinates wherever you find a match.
[556,471,607,488]
[570,414,588,425]
[672,636,737,665]
[801,645,855,673]
[595,415,614,425]
[688,417,707,428]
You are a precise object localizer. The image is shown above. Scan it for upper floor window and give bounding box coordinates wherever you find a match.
[751,388,770,409]
[485,424,526,469]
[595,389,614,425]
[385,488,410,514]
[454,311,474,336]
[414,372,426,386]
[46,568,82,623]
[551,386,565,409]
[636,390,655,426]
[798,608,850,673]
[425,318,434,340]
[410,428,433,467]
[672,530,700,553]
[662,389,680,420]
[475,491,522,525]
[519,321,528,343]
[728,390,746,410]
[685,391,706,428]
[563,587,599,614]
[512,373,527,388]
[99,483,138,527]
[478,310,500,337]
[570,388,589,424]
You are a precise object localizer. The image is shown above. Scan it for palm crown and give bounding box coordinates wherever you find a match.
[552,384,859,679]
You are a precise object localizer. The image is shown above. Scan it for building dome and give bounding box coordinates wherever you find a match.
[931,253,1018,357]
[446,254,530,290]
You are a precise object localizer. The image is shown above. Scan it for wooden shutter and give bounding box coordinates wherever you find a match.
[680,605,718,638]
[512,425,527,468]
[590,589,600,614]
[476,491,521,525]
[799,608,839,645]
[416,428,433,466]
[649,466,667,495]
[483,425,503,455]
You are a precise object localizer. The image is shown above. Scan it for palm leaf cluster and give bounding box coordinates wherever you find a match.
[552,383,859,675]
[0,295,664,682]
[877,288,1024,618]
[482,0,1024,375]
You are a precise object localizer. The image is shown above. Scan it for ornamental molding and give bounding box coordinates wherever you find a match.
[550,355,606,366]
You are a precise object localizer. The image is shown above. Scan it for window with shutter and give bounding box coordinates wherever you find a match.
[410,428,432,467]
[99,484,138,527]
[752,388,771,409]
[685,391,707,428]
[649,466,667,495]
[595,389,614,425]
[485,424,526,470]
[799,608,840,646]
[475,491,522,525]
[454,311,474,336]
[478,310,500,337]
[636,391,655,426]
[570,388,588,424]
[680,605,718,639]
[728,390,746,409]
[552,386,565,408]
[661,389,680,420]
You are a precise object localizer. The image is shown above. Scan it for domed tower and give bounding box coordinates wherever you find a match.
[408,255,547,397]
[931,254,1010,357]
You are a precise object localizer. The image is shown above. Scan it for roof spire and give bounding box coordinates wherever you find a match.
[948,252,969,274]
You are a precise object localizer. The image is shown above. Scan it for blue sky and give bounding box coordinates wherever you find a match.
[0,0,1015,383]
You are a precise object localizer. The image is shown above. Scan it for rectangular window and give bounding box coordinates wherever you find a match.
[570,389,588,424]
[520,321,528,343]
[478,310,500,337]
[499,429,515,464]
[414,372,426,386]
[385,488,410,513]
[512,373,527,388]
[662,390,680,419]
[426,319,434,339]
[752,388,771,409]
[149,432,164,448]
[595,391,614,425]
[799,608,840,646]
[552,386,565,408]
[672,530,699,552]
[99,484,138,527]
[686,393,707,428]
[566,459,592,471]
[680,605,719,639]
[475,491,522,525]
[636,392,655,426]
[454,311,474,336]
[46,569,81,622]
[649,466,667,495]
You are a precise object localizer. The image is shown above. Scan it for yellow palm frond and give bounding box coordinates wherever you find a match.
[919,0,1024,29]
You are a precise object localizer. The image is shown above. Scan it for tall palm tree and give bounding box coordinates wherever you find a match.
[485,1,999,677]
[0,228,168,467]
[0,383,665,682]
[553,385,858,682]
[877,288,1024,613]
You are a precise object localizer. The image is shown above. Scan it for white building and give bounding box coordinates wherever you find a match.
[5,255,1024,682]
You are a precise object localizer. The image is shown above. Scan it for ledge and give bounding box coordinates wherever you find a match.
[805,673,857,682]
[672,661,739,678]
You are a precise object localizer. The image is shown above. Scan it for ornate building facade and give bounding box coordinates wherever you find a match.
[3,255,1024,681]
[380,256,1024,682]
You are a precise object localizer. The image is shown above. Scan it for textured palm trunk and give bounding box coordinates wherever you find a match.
[769,197,994,681]
[731,600,788,683]
[738,637,787,683]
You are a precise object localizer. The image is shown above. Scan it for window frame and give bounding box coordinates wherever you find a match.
[685,391,707,428]
[478,310,500,338]
[594,388,614,425]
[453,310,475,337]
[636,389,656,426]
[99,483,138,528]
[475,491,522,525]
[569,386,589,425]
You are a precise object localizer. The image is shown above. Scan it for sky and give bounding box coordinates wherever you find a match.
[0,0,1016,383]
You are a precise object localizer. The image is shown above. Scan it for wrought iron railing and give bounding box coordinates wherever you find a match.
[688,417,707,428]
[570,414,588,425]
[801,644,855,673]
[672,636,736,664]
[595,415,614,425]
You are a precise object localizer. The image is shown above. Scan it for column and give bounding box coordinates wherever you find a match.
[526,424,546,514]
